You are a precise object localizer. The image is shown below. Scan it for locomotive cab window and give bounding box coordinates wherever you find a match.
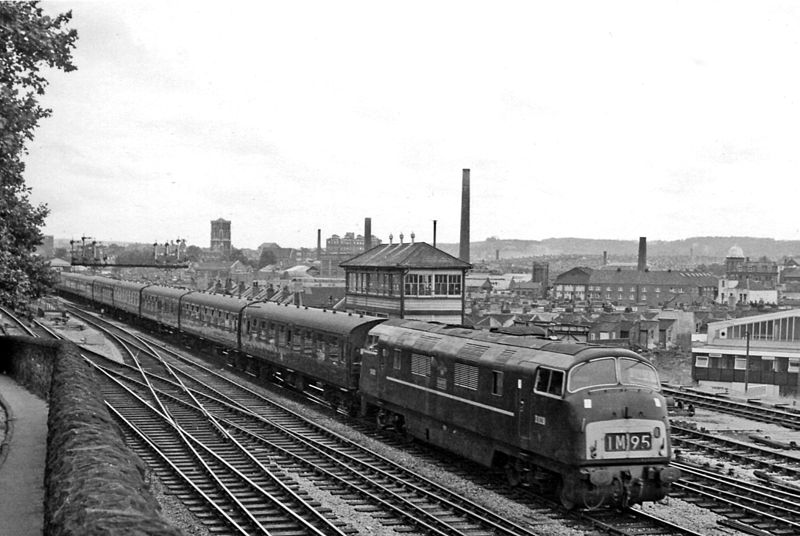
[393,349,402,370]
[534,368,564,397]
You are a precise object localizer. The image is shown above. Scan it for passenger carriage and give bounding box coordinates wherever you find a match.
[240,303,384,409]
[56,273,96,302]
[178,292,249,349]
[140,285,193,329]
[111,280,150,317]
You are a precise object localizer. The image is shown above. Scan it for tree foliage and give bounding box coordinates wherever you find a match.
[0,1,77,307]
[257,249,276,269]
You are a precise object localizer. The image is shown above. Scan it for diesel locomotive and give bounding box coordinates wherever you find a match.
[56,272,680,509]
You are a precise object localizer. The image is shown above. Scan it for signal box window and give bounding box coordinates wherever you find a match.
[534,368,564,397]
[491,371,503,396]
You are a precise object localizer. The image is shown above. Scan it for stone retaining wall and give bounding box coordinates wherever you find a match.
[0,336,183,536]
[0,335,57,400]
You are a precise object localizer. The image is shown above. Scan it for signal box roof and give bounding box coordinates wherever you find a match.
[339,242,471,270]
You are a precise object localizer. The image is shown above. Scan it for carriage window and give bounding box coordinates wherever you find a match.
[789,359,800,373]
[328,336,340,361]
[619,358,660,389]
[568,358,617,392]
[278,326,287,346]
[303,331,314,355]
[393,349,402,370]
[695,356,709,368]
[534,368,564,397]
[491,371,503,396]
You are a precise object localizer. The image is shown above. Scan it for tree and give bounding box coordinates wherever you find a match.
[0,2,77,308]
[258,249,277,269]
[230,248,253,267]
[184,245,202,262]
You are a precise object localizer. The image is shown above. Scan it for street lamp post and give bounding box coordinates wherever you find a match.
[744,330,751,395]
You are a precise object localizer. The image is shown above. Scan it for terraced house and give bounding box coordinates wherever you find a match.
[554,267,718,308]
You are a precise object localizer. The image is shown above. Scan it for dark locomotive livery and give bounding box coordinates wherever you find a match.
[56,272,679,509]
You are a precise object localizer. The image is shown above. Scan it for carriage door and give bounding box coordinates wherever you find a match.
[517,373,533,442]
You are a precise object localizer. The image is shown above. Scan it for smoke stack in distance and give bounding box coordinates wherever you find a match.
[637,237,647,271]
[364,218,372,251]
[459,169,470,263]
[317,229,321,259]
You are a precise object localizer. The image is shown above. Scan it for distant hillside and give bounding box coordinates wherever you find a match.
[437,236,800,261]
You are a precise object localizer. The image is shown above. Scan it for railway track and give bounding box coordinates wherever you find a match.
[0,304,37,337]
[664,385,800,430]
[671,423,800,479]
[671,460,800,535]
[70,307,547,536]
[62,303,711,536]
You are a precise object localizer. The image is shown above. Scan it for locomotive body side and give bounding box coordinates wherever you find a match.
[359,319,678,508]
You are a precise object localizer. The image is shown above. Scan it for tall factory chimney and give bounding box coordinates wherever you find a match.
[364,217,372,251]
[603,251,608,266]
[433,220,437,248]
[459,169,470,263]
[637,237,647,272]
[317,229,321,259]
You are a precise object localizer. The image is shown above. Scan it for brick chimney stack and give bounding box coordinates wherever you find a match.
[364,218,372,251]
[637,237,647,272]
[459,169,470,263]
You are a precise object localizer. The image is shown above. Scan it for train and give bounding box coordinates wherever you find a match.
[56,272,680,509]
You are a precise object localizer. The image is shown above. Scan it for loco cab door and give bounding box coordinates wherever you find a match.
[516,373,534,445]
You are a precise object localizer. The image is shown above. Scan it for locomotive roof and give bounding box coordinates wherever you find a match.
[243,301,386,335]
[371,318,644,370]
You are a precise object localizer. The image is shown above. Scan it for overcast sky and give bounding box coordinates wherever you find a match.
[25,1,800,250]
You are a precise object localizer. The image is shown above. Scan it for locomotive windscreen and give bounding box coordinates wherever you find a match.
[568,357,659,393]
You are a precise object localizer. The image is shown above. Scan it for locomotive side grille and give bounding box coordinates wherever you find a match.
[411,353,432,377]
[459,343,489,360]
[498,348,517,361]
[454,362,479,390]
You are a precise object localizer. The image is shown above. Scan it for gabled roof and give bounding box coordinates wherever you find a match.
[339,242,471,269]
[554,267,593,284]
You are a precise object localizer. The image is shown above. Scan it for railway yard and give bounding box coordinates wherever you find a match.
[4,302,800,536]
